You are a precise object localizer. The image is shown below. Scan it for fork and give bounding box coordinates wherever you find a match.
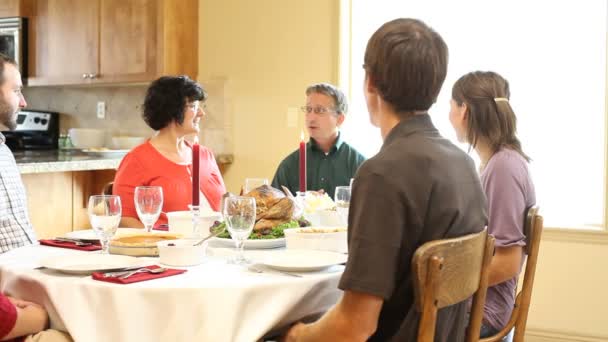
[248,264,302,278]
[52,238,93,246]
[119,267,167,279]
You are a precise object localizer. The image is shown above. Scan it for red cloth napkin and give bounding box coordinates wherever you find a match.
[91,265,186,284]
[39,239,102,251]
[153,224,169,231]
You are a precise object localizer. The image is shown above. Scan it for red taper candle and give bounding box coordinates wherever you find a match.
[299,130,307,192]
[192,137,200,206]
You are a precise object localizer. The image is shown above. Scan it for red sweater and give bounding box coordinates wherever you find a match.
[0,294,17,339]
[113,141,226,225]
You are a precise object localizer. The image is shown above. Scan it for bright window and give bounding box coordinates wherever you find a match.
[340,0,607,229]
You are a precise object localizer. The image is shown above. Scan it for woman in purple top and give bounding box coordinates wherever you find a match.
[449,71,536,339]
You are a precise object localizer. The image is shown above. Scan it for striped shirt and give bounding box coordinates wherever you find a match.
[0,132,36,253]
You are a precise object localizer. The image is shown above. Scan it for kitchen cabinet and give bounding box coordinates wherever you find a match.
[22,169,115,238]
[0,0,32,17]
[27,0,198,86]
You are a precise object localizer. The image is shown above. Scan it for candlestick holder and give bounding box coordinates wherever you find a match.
[295,191,307,218]
[188,204,202,238]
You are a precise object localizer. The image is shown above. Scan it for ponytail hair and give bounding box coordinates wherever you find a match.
[452,71,530,162]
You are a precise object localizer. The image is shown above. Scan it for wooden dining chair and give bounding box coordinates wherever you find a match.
[102,181,113,195]
[480,205,543,342]
[412,228,495,342]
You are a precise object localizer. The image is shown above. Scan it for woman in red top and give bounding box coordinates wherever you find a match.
[113,76,226,228]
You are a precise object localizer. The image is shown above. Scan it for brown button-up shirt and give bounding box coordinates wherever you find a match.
[339,114,487,342]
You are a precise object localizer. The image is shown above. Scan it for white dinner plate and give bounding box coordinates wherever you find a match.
[40,254,148,275]
[261,249,348,272]
[210,237,286,249]
[65,228,149,241]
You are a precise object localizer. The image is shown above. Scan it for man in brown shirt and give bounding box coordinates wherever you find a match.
[284,18,487,342]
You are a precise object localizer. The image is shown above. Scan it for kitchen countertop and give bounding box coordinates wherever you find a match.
[13,150,235,174]
[14,150,124,174]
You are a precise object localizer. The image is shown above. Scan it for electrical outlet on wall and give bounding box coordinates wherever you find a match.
[97,101,106,119]
[286,107,298,128]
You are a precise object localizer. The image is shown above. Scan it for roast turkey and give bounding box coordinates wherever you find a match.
[244,185,296,232]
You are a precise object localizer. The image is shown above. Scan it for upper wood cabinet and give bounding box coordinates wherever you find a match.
[0,0,32,17]
[27,0,198,86]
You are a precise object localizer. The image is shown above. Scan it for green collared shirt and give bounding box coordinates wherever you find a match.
[271,133,366,199]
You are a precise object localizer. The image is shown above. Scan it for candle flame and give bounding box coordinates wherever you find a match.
[300,130,305,141]
[194,135,199,144]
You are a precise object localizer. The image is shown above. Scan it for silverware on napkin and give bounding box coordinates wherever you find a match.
[118,267,167,279]
[52,237,93,246]
[101,266,150,278]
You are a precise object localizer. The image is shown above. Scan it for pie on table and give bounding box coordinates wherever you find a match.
[109,232,181,256]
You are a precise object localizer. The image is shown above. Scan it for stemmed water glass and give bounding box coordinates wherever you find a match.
[88,195,122,254]
[134,186,163,232]
[223,196,256,265]
[243,178,269,194]
[335,186,351,226]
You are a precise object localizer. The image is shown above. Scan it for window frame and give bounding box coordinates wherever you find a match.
[337,0,608,244]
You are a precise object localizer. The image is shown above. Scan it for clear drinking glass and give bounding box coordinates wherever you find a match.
[243,178,269,194]
[88,195,122,254]
[335,186,351,226]
[223,196,256,265]
[134,186,163,232]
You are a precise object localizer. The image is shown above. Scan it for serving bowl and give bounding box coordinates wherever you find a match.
[166,210,222,237]
[284,227,347,253]
[157,239,207,266]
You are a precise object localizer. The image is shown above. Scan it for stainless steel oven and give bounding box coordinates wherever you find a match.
[0,17,27,79]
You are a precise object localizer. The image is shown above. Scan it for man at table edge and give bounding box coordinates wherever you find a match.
[0,55,72,342]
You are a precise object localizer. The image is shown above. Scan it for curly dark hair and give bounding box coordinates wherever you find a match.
[143,75,207,130]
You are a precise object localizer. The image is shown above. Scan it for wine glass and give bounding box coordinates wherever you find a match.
[223,196,256,265]
[88,195,122,254]
[243,178,269,194]
[134,186,164,232]
[335,186,351,226]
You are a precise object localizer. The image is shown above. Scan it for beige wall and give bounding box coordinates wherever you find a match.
[198,2,607,341]
[525,239,608,342]
[198,0,339,193]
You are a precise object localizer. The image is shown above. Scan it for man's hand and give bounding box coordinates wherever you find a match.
[282,323,305,341]
[279,291,382,342]
[2,298,49,340]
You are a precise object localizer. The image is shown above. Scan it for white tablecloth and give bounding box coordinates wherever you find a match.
[0,245,344,342]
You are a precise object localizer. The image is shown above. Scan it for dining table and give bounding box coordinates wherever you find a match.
[0,243,345,342]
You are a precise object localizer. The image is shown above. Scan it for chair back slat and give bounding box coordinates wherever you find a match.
[413,229,490,309]
[413,228,495,342]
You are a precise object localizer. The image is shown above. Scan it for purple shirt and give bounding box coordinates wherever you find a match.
[481,148,536,331]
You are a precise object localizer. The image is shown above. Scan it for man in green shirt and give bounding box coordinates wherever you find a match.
[271,83,366,199]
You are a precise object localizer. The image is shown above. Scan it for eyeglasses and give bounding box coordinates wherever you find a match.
[186,102,207,112]
[300,106,338,115]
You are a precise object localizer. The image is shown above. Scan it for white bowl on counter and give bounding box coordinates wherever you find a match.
[157,239,207,266]
[68,128,106,149]
[111,136,146,150]
[284,227,347,253]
